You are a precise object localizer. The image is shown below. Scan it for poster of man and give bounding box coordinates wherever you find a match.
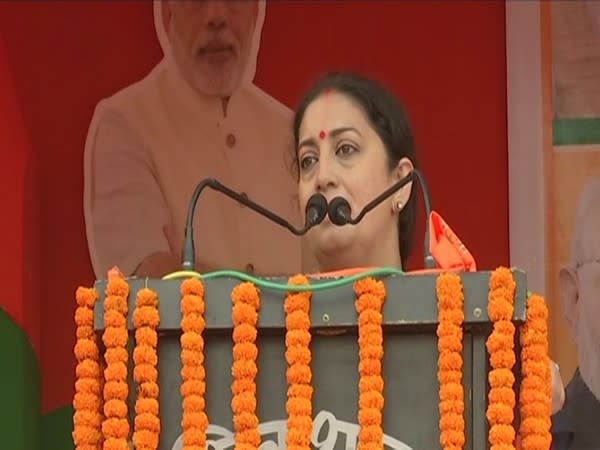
[551,178,600,448]
[83,0,315,281]
[545,1,600,447]
[548,0,600,381]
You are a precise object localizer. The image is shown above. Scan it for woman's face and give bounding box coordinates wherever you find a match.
[296,91,413,271]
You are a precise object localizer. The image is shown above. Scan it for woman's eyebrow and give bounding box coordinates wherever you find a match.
[329,126,362,138]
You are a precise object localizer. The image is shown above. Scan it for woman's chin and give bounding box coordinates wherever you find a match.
[311,231,357,265]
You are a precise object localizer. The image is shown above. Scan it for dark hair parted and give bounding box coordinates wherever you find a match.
[292,71,419,266]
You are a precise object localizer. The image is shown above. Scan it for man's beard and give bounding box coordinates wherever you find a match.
[576,306,600,401]
[168,24,245,98]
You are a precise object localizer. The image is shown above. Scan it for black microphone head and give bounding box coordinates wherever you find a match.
[305,193,328,227]
[328,196,352,225]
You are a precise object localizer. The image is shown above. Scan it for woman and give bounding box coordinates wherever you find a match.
[293,71,417,272]
[291,71,565,418]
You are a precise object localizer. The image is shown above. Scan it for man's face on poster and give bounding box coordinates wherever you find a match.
[560,205,600,395]
[571,217,600,370]
[164,0,258,97]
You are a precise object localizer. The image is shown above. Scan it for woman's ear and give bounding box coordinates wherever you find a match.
[558,264,579,341]
[391,157,414,210]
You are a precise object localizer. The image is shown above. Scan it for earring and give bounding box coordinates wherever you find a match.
[393,200,403,213]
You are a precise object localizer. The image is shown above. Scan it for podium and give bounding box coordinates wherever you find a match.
[83,268,535,450]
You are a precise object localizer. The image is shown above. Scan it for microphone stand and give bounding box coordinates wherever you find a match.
[180,178,325,271]
[333,170,435,269]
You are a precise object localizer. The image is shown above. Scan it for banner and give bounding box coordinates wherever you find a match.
[507,2,600,446]
[0,1,510,448]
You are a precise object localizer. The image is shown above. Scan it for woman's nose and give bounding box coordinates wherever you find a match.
[315,158,338,192]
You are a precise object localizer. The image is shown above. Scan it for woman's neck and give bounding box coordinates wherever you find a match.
[316,245,402,273]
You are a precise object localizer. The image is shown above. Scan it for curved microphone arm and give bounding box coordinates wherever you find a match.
[412,170,435,268]
[334,169,435,269]
[181,178,325,271]
[348,172,416,225]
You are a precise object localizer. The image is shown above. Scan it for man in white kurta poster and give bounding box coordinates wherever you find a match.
[84,0,315,279]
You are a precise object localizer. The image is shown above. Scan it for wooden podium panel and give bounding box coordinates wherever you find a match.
[93,270,527,450]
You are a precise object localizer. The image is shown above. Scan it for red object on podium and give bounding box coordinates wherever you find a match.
[428,210,477,272]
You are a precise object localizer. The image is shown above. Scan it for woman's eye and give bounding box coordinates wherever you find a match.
[337,144,358,156]
[300,155,318,170]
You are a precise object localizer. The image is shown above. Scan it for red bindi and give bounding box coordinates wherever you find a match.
[319,130,326,139]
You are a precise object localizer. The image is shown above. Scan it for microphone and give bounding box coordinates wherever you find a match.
[305,193,328,227]
[327,169,435,269]
[328,197,352,226]
[180,178,327,271]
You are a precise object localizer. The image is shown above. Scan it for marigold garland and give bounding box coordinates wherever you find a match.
[231,282,261,449]
[71,264,553,450]
[518,294,552,450]
[353,277,386,450]
[485,267,517,450]
[435,273,465,450]
[102,268,130,450]
[284,275,313,450]
[132,288,161,449]
[180,278,208,449]
[73,286,103,450]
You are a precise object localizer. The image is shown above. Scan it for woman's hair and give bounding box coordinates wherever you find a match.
[292,71,419,265]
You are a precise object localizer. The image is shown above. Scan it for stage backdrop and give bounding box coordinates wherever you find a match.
[0,1,508,448]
